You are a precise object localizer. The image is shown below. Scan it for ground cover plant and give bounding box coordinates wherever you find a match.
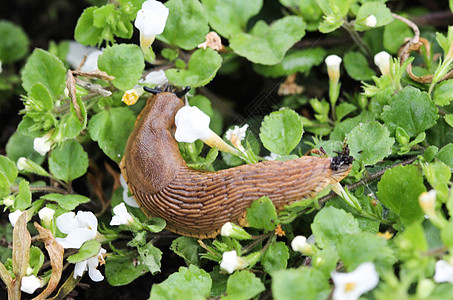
[1,0,453,299]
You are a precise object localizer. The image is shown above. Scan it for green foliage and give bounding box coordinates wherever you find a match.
[67,240,101,263]
[224,271,265,300]
[272,268,329,299]
[48,139,89,182]
[0,20,29,63]
[246,196,278,231]
[343,51,374,80]
[40,193,90,210]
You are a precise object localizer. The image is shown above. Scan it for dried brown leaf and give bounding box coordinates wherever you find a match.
[12,212,31,299]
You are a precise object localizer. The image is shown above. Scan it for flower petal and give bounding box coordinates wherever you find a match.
[56,228,96,249]
[21,275,42,294]
[56,212,79,234]
[74,260,88,279]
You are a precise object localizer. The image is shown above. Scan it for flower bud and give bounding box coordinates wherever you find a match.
[220,250,248,274]
[364,15,377,27]
[21,275,43,294]
[2,195,14,207]
[325,55,342,83]
[122,89,140,106]
[38,207,55,227]
[220,222,252,240]
[419,190,436,215]
[374,51,391,76]
[33,132,53,156]
[291,235,314,255]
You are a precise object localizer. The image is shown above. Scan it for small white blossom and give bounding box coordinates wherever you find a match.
[291,235,314,255]
[325,55,342,83]
[74,248,106,282]
[264,152,280,161]
[80,50,103,72]
[135,0,169,48]
[110,203,134,226]
[139,70,168,86]
[66,41,99,70]
[220,222,251,240]
[220,250,248,274]
[21,275,43,294]
[221,222,234,236]
[9,210,23,227]
[175,106,213,143]
[374,51,391,76]
[120,174,140,207]
[225,124,248,142]
[332,262,379,300]
[55,211,98,249]
[3,195,14,207]
[434,260,453,284]
[17,157,29,171]
[419,189,436,214]
[38,207,55,226]
[33,132,53,156]
[364,15,377,27]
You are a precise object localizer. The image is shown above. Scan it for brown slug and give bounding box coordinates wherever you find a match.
[120,90,353,238]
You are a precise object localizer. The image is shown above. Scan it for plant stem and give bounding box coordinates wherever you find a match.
[341,20,373,62]
[10,185,68,194]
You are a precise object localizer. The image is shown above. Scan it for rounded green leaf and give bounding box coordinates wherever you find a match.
[15,180,31,210]
[259,108,303,155]
[40,193,90,211]
[376,164,426,225]
[346,121,394,166]
[437,143,453,168]
[158,0,209,50]
[0,155,18,186]
[21,49,66,97]
[48,139,89,182]
[254,48,326,77]
[230,16,306,65]
[246,196,278,231]
[343,51,375,81]
[165,48,222,87]
[67,240,101,263]
[88,107,136,163]
[261,242,289,275]
[383,20,412,54]
[0,20,29,63]
[138,241,162,274]
[170,236,201,266]
[311,206,360,249]
[97,44,144,91]
[201,0,263,38]
[226,271,265,299]
[105,253,149,286]
[272,268,329,299]
[74,7,104,46]
[6,132,45,165]
[381,86,438,137]
[433,79,453,106]
[354,1,393,31]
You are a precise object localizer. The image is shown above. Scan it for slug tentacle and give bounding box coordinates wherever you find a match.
[120,92,353,238]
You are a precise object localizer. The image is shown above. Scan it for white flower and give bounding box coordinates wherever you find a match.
[55,211,98,249]
[3,195,14,207]
[364,15,377,27]
[374,51,391,76]
[134,0,169,48]
[139,70,168,86]
[74,248,106,282]
[17,157,29,171]
[291,235,314,255]
[175,106,213,143]
[33,132,53,156]
[419,189,436,214]
[38,207,55,226]
[220,250,248,274]
[110,203,134,226]
[221,222,234,236]
[66,41,99,70]
[80,50,103,72]
[332,262,379,300]
[220,222,251,239]
[21,275,43,294]
[434,260,453,283]
[121,89,140,106]
[120,174,139,208]
[264,152,280,161]
[325,55,342,83]
[226,124,248,143]
[9,210,23,227]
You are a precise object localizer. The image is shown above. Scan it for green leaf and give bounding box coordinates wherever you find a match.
[159,0,209,50]
[311,206,361,249]
[312,247,339,277]
[6,132,45,165]
[343,51,374,81]
[246,196,278,231]
[383,19,412,54]
[15,180,31,210]
[29,83,53,111]
[55,95,87,139]
[229,16,306,65]
[0,155,18,186]
[149,265,212,299]
[40,193,90,211]
[137,241,162,274]
[441,221,453,247]
[202,0,263,38]
[74,7,104,46]
[337,232,395,272]
[0,20,29,63]
[433,79,453,106]
[48,140,89,182]
[170,237,201,266]
[272,268,329,300]
[446,114,453,128]
[259,108,304,155]
[97,44,144,91]
[335,102,357,122]
[67,240,101,263]
[376,165,426,225]
[165,48,222,87]
[422,161,451,201]
[394,222,427,260]
[254,48,326,77]
[28,246,44,275]
[437,143,453,168]
[144,218,166,233]
[330,111,374,141]
[261,242,289,275]
[105,253,149,286]
[21,48,66,97]
[224,271,265,300]
[354,1,393,31]
[381,86,438,137]
[88,107,136,163]
[346,121,394,166]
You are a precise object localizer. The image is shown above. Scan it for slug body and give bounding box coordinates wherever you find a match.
[120,92,352,238]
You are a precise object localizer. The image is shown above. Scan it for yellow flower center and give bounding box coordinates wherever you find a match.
[122,89,139,106]
[344,282,356,292]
